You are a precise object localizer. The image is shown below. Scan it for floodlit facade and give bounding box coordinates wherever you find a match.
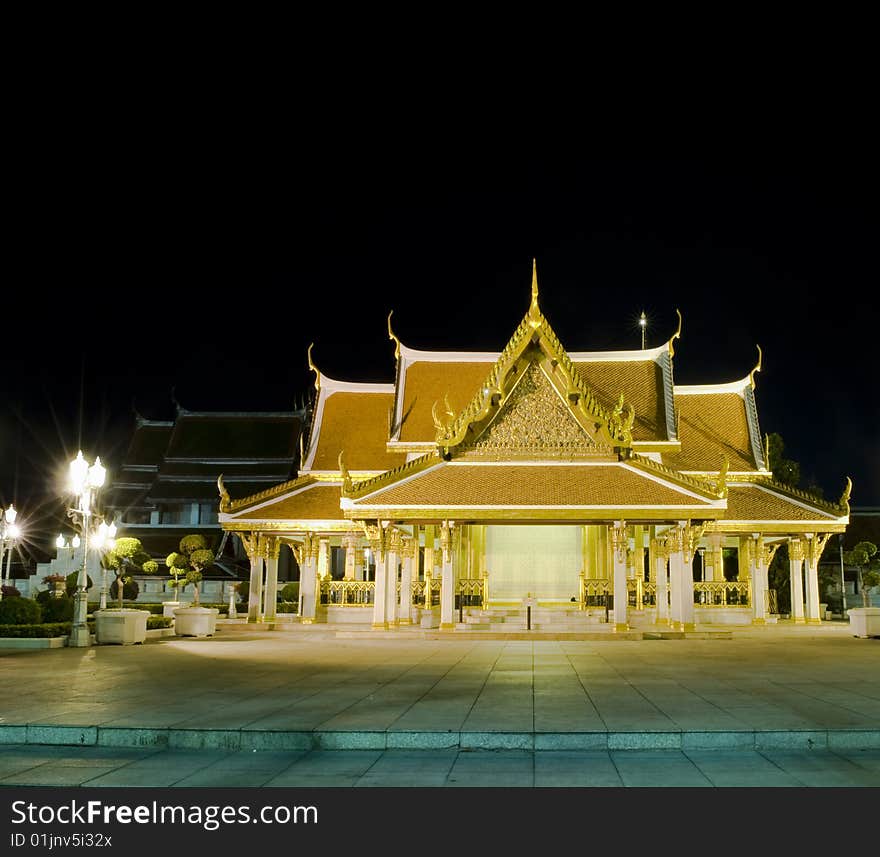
[219,264,850,632]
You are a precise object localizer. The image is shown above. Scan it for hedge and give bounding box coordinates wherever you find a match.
[0,622,75,638]
[0,597,42,625]
[147,616,173,630]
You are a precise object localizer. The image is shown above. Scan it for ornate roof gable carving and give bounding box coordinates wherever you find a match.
[432,261,634,459]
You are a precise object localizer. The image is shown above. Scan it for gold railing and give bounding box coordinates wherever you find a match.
[767,589,778,614]
[693,581,750,607]
[579,576,611,609]
[626,578,657,608]
[456,576,488,608]
[415,573,440,608]
[320,580,375,606]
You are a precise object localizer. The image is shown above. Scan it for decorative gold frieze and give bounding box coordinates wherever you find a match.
[388,529,403,554]
[806,533,832,565]
[610,521,628,561]
[402,538,418,560]
[440,521,453,559]
[760,542,780,567]
[470,363,601,457]
[361,522,387,559]
[651,537,669,561]
[683,523,706,562]
[665,526,683,554]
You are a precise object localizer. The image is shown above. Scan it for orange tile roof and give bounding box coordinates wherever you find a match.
[237,483,343,521]
[722,485,837,522]
[398,361,493,442]
[572,361,666,442]
[664,392,756,471]
[354,464,712,507]
[311,391,407,471]
[398,358,669,443]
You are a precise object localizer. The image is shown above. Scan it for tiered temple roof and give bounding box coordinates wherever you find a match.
[219,263,848,534]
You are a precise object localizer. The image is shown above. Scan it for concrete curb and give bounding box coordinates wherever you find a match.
[2,724,879,752]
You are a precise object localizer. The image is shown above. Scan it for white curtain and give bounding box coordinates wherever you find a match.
[485,525,580,602]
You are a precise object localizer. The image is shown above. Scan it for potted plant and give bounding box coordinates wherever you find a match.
[169,535,220,637]
[163,546,192,617]
[94,537,157,645]
[845,541,880,638]
[43,573,68,598]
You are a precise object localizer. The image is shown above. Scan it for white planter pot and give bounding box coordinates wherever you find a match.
[162,601,190,619]
[174,607,219,638]
[847,607,880,638]
[95,609,150,645]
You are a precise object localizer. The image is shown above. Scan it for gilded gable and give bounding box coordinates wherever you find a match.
[465,363,611,459]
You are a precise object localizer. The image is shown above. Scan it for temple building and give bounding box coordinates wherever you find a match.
[218,263,850,632]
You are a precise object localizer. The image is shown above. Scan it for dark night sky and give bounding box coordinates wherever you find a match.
[2,155,878,561]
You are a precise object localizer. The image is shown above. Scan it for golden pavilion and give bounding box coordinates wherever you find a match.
[218,263,850,633]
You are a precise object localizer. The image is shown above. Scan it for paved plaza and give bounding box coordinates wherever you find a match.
[1,622,878,786]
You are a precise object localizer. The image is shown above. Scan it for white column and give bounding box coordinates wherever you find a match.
[370,528,387,629]
[385,530,401,627]
[611,522,629,631]
[804,534,824,624]
[300,535,319,624]
[399,537,414,624]
[344,534,357,580]
[246,534,264,623]
[680,523,697,630]
[440,522,455,630]
[317,538,330,582]
[264,538,279,621]
[752,534,767,624]
[653,538,669,624]
[667,527,682,626]
[705,534,723,582]
[423,526,435,583]
[789,538,805,624]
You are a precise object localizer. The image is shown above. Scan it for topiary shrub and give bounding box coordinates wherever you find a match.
[35,591,75,622]
[280,582,299,602]
[65,570,93,596]
[110,577,140,602]
[103,537,155,609]
[0,597,42,625]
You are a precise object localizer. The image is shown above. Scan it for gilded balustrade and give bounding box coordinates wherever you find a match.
[692,581,751,607]
[320,580,375,606]
[579,577,611,608]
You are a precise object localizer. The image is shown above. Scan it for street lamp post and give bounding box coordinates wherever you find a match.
[66,451,110,648]
[639,311,647,349]
[0,505,21,602]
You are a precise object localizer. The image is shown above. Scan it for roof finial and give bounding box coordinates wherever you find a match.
[839,476,852,513]
[528,258,541,326]
[307,342,320,392]
[338,451,353,494]
[668,309,683,358]
[217,474,231,513]
[749,344,763,389]
[387,310,401,361]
